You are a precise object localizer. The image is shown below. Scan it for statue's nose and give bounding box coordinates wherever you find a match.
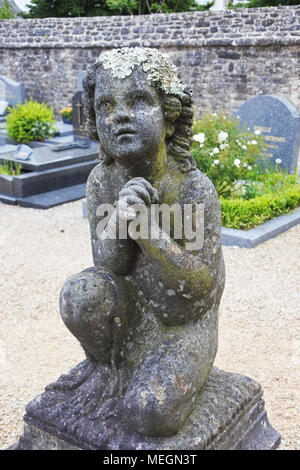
[114,103,131,123]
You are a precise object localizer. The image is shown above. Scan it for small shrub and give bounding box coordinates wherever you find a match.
[191,111,266,198]
[6,99,55,144]
[0,160,21,176]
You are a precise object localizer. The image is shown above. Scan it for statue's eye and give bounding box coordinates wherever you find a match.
[133,94,150,106]
[99,101,113,113]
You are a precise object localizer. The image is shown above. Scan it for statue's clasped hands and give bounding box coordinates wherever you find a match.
[117,177,159,222]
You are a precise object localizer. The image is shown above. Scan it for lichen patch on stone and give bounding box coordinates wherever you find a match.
[96,47,185,98]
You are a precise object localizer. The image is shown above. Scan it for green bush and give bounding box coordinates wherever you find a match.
[0,160,21,176]
[191,111,266,198]
[221,185,300,230]
[0,0,15,19]
[6,99,55,144]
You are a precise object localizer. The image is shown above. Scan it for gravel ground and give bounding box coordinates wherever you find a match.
[0,199,299,450]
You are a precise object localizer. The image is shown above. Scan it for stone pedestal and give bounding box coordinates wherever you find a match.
[13,363,280,450]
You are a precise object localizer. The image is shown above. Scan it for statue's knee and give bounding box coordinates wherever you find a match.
[60,272,93,329]
[60,269,113,328]
[59,268,127,364]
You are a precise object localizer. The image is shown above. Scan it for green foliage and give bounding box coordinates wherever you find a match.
[59,106,72,120]
[22,0,214,18]
[5,99,55,143]
[221,171,300,229]
[227,0,300,9]
[0,160,21,176]
[0,0,15,19]
[221,185,300,229]
[191,111,266,198]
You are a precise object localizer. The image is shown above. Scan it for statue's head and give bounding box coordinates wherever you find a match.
[83,47,196,172]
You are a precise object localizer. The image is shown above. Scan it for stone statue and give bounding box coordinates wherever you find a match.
[15,48,280,451]
[58,47,225,439]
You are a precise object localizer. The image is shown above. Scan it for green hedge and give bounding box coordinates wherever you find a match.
[221,186,300,230]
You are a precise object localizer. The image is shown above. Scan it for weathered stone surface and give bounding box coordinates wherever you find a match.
[0,7,299,117]
[15,365,280,450]
[55,48,225,440]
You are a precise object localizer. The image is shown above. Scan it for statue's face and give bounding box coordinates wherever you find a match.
[94,68,166,166]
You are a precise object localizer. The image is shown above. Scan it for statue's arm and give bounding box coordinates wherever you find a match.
[133,176,223,303]
[86,165,137,275]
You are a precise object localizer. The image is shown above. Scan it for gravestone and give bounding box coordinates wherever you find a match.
[235,95,300,173]
[77,71,86,92]
[0,80,8,116]
[72,91,88,141]
[0,75,25,117]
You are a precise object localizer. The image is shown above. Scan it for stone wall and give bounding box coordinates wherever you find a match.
[0,6,299,116]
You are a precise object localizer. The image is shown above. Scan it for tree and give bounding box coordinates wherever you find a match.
[228,0,300,8]
[22,0,214,19]
[0,0,15,19]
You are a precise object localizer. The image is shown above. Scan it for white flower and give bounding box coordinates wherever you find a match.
[218,131,228,144]
[254,129,261,135]
[220,143,229,150]
[213,159,220,165]
[247,165,252,170]
[242,145,247,150]
[193,133,205,144]
[251,140,257,145]
[243,162,248,168]
[212,147,220,154]
[212,113,217,117]
[200,143,204,148]
[276,158,282,164]
[234,159,240,167]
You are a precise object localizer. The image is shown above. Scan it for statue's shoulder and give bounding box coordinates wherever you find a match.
[182,168,219,205]
[87,161,108,188]
[87,161,114,196]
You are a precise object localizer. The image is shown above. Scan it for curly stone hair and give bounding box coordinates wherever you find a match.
[82,51,196,173]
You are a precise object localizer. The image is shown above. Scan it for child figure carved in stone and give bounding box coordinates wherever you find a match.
[58,48,225,440]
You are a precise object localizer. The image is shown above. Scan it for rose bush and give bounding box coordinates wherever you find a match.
[191,111,266,198]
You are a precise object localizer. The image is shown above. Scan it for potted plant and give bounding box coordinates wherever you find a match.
[59,106,72,124]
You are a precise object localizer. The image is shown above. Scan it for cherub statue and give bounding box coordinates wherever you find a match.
[58,48,225,440]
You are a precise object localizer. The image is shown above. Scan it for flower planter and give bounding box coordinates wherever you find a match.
[62,117,72,125]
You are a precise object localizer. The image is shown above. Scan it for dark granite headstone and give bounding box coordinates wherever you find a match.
[72,91,88,141]
[77,71,86,92]
[235,95,300,173]
[0,75,25,116]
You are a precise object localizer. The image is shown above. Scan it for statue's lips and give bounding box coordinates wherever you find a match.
[115,128,136,137]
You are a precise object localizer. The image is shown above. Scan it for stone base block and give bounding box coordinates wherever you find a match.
[13,363,281,450]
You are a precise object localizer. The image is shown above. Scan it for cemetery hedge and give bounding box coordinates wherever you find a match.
[220,185,300,230]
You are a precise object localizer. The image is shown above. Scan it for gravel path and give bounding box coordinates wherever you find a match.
[0,200,299,450]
